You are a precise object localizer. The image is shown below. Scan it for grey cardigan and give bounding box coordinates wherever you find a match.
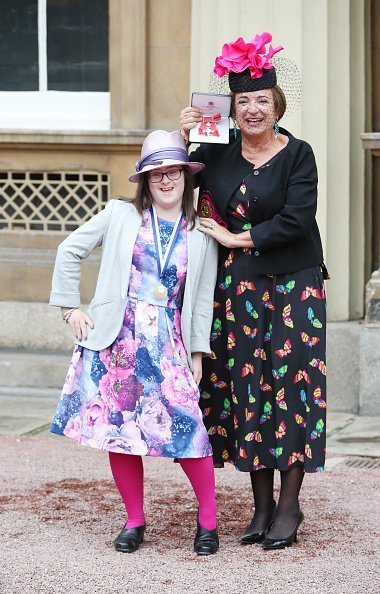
[50,199,218,368]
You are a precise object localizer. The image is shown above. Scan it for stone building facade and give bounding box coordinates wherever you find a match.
[0,0,379,414]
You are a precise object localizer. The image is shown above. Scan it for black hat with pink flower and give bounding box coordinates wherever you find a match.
[214,33,283,92]
[209,33,301,114]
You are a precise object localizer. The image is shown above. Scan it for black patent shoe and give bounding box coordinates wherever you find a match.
[194,523,219,556]
[262,510,304,550]
[114,525,145,553]
[240,500,277,545]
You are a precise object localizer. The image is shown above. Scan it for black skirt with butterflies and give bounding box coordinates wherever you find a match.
[199,193,327,474]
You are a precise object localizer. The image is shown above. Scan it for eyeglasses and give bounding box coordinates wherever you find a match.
[148,168,183,183]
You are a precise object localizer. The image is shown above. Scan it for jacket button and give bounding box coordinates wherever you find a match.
[253,197,258,203]
[254,170,259,176]
[254,250,260,256]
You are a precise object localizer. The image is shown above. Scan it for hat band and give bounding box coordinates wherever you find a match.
[136,148,189,172]
[228,67,277,92]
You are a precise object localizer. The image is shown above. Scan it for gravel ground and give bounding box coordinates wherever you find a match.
[0,435,379,594]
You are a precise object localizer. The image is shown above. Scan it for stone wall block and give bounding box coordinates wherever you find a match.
[359,327,380,415]
[326,321,360,414]
[0,302,74,353]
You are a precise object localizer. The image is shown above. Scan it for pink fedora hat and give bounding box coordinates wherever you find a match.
[129,130,204,183]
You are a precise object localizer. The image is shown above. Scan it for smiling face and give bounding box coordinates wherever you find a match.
[233,89,278,137]
[147,165,185,218]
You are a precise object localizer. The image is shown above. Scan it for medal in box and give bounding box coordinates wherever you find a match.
[189,93,231,144]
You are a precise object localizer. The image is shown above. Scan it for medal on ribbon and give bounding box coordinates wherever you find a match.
[198,113,221,137]
[155,284,168,299]
[151,205,183,300]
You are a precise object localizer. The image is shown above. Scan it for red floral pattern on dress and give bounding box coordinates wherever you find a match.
[197,191,228,228]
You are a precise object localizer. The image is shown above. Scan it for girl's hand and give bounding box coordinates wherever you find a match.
[62,308,94,341]
[191,352,203,385]
[180,106,202,142]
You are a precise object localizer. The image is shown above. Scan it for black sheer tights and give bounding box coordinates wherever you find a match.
[247,466,304,538]
[268,466,304,539]
[245,468,275,533]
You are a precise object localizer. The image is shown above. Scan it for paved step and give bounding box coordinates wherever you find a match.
[0,350,69,390]
[0,386,61,399]
[0,393,59,435]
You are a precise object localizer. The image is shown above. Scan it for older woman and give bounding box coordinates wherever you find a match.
[180,33,327,550]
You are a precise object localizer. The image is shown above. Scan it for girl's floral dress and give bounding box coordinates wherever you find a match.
[51,209,212,459]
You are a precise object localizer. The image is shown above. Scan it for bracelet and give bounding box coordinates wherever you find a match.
[62,308,77,324]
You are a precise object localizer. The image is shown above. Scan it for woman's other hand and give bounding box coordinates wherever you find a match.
[180,106,202,142]
[62,308,94,341]
[191,351,203,385]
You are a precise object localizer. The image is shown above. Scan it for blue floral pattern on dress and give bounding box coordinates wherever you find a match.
[51,209,212,458]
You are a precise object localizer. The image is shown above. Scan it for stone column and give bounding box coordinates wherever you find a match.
[359,133,380,413]
[109,0,147,130]
[109,0,191,132]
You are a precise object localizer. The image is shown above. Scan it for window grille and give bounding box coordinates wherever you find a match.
[0,171,110,232]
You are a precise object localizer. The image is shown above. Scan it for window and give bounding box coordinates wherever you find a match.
[0,1,39,91]
[47,0,108,92]
[0,0,109,129]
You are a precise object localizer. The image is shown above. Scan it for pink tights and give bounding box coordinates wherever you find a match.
[108,453,217,530]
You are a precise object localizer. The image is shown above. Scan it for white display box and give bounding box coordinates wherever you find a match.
[189,92,232,144]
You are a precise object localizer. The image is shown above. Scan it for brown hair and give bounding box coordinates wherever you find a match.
[132,167,197,229]
[271,85,287,120]
[230,84,287,121]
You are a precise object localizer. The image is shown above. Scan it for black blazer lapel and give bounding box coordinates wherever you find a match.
[199,133,253,220]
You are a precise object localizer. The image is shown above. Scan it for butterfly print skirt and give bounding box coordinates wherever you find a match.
[200,259,327,473]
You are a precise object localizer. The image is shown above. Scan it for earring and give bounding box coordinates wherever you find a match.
[233,119,238,140]
[273,119,280,138]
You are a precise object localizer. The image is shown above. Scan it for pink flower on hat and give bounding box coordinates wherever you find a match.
[214,33,284,79]
[214,37,252,76]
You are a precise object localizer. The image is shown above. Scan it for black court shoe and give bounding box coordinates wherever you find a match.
[114,525,145,553]
[194,523,219,556]
[262,510,304,550]
[239,500,277,545]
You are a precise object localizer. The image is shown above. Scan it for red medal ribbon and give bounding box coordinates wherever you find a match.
[198,113,222,137]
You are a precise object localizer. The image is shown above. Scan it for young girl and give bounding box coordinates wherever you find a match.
[50,130,219,555]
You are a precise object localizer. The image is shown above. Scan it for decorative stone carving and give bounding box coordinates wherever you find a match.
[361,133,380,327]
[365,268,380,327]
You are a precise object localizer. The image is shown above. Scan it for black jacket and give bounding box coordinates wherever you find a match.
[190,128,325,275]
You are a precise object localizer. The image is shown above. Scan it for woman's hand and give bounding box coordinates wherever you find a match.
[61,308,94,341]
[180,106,202,142]
[198,217,238,248]
[199,218,254,249]
[191,351,203,385]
